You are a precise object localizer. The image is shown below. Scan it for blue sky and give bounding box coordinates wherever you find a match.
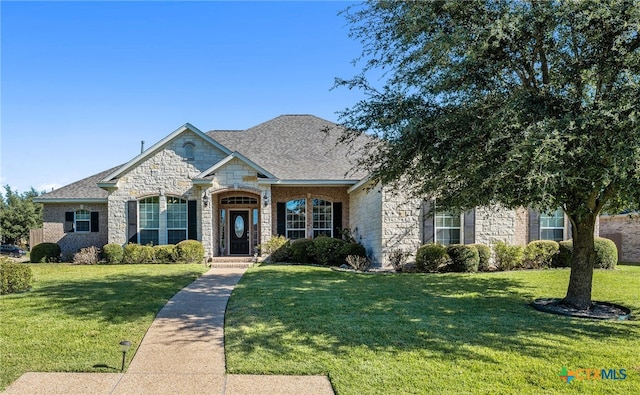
[1,1,368,194]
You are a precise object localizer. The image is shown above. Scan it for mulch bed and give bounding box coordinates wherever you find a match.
[531,298,632,321]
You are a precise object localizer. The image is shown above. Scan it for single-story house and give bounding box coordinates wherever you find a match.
[35,114,573,266]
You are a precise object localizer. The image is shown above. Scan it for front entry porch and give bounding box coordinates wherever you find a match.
[216,193,261,257]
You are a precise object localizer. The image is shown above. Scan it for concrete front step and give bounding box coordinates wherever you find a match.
[207,257,257,269]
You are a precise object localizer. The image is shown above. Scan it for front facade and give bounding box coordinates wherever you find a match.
[36,115,573,266]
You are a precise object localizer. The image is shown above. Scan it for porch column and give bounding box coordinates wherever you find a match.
[200,188,215,259]
[260,186,272,255]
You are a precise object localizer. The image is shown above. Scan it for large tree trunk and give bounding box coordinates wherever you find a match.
[562,214,597,310]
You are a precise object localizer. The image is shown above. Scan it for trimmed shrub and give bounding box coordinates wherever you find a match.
[312,237,346,266]
[73,246,100,265]
[260,235,291,263]
[339,242,367,263]
[154,245,176,263]
[388,249,411,272]
[551,238,618,269]
[595,237,618,269]
[123,243,148,264]
[523,240,559,269]
[345,255,370,271]
[446,244,480,273]
[174,240,205,263]
[30,243,61,263]
[416,243,449,272]
[469,244,491,271]
[102,243,124,264]
[493,241,524,271]
[554,240,573,268]
[290,239,315,263]
[0,259,33,294]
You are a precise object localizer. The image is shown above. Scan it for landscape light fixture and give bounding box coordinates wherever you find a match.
[119,340,131,371]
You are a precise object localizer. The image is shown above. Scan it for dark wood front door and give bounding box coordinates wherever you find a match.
[230,211,250,255]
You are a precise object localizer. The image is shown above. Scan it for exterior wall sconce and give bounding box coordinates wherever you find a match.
[119,340,131,371]
[262,191,270,206]
[203,191,210,208]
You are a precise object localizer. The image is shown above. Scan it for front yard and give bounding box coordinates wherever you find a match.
[225,264,640,394]
[0,264,207,390]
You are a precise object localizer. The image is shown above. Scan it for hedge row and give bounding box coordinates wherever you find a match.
[415,237,617,273]
[260,236,367,266]
[102,240,205,264]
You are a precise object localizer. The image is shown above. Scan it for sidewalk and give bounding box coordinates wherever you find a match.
[2,267,334,395]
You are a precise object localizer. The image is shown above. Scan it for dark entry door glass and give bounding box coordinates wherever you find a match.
[230,211,250,254]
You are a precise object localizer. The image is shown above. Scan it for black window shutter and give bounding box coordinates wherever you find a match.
[188,200,197,240]
[127,200,138,244]
[528,209,540,242]
[422,201,434,243]
[276,202,286,236]
[90,212,99,232]
[65,212,74,233]
[333,202,343,239]
[463,209,475,244]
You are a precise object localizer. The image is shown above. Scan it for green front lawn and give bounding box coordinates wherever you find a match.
[225,264,640,394]
[0,264,208,390]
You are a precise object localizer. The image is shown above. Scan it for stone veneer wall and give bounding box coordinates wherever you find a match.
[42,203,108,258]
[599,215,640,263]
[270,186,350,238]
[380,186,422,267]
[348,182,383,266]
[474,206,517,246]
[107,131,228,258]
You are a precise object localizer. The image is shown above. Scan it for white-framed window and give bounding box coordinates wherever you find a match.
[540,208,564,242]
[435,211,461,245]
[139,197,160,245]
[286,199,306,240]
[312,199,333,238]
[167,197,187,244]
[74,209,91,232]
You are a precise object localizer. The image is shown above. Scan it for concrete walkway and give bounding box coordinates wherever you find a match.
[3,267,334,395]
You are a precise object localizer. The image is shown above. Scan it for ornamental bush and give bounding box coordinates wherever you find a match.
[73,246,100,265]
[290,239,315,263]
[469,244,491,271]
[30,243,61,263]
[339,242,367,263]
[154,245,176,263]
[493,241,523,271]
[446,244,480,273]
[260,236,291,263]
[0,258,34,294]
[102,243,124,264]
[123,243,154,264]
[554,241,573,268]
[523,240,559,269]
[312,237,346,266]
[174,240,205,263]
[415,243,449,272]
[551,238,618,269]
[594,237,618,269]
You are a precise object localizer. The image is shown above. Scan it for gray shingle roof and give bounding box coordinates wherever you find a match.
[37,166,121,201]
[39,115,369,200]
[207,115,368,180]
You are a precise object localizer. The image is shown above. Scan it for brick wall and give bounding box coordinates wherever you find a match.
[42,203,108,258]
[349,182,383,265]
[599,215,640,263]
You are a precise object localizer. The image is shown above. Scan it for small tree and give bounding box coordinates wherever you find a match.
[337,1,640,310]
[0,186,43,245]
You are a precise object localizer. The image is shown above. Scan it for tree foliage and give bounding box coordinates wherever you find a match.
[337,0,640,309]
[0,186,43,245]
